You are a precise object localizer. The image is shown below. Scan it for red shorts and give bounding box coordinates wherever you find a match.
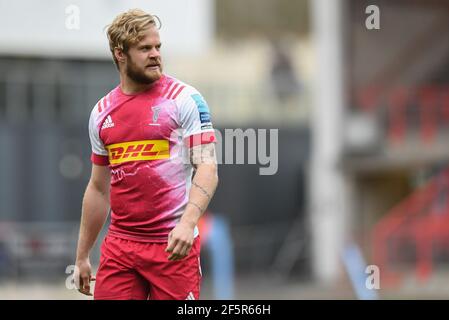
[94,234,202,300]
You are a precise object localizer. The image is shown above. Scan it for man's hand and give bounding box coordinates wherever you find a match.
[74,257,95,296]
[165,222,195,261]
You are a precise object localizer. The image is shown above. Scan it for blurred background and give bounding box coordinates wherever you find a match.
[1,0,449,299]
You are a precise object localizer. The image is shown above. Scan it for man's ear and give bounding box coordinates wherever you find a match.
[114,48,126,64]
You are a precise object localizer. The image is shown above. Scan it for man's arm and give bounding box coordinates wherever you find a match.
[75,164,110,295]
[165,143,218,261]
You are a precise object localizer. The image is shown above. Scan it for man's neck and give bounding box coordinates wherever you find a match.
[120,74,156,95]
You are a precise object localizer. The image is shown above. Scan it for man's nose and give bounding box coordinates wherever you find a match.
[149,48,160,58]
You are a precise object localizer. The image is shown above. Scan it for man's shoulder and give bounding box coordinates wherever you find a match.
[90,86,120,116]
[88,86,120,129]
[162,74,201,102]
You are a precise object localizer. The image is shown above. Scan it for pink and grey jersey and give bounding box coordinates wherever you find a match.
[88,75,216,242]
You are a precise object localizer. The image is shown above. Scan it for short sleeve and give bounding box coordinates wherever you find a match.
[88,105,109,166]
[178,89,216,148]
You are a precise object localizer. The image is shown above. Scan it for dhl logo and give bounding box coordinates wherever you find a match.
[105,140,169,164]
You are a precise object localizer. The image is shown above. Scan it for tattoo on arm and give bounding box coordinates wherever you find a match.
[187,201,204,215]
[192,181,212,201]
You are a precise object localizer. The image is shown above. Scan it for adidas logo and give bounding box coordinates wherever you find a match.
[185,292,195,300]
[102,115,114,129]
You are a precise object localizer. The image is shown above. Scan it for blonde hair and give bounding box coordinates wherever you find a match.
[106,9,160,68]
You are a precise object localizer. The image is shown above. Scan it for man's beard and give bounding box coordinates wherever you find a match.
[125,57,162,85]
